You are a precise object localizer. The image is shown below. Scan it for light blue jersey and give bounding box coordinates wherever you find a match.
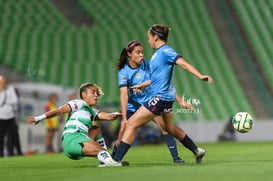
[149,45,180,101]
[118,60,151,112]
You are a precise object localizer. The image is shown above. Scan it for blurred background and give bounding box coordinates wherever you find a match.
[0,0,272,155]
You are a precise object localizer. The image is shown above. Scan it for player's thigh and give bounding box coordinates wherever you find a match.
[88,126,101,139]
[82,140,103,156]
[162,112,176,133]
[127,106,155,129]
[163,113,184,139]
[153,116,168,134]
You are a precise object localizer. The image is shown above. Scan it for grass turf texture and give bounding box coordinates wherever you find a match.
[1,141,273,181]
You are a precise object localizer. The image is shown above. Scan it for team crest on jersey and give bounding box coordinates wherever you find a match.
[122,76,127,80]
[164,48,170,53]
[135,73,141,78]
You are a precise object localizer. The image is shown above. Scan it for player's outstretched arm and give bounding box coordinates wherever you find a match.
[175,94,193,109]
[176,57,214,84]
[27,104,71,125]
[130,80,151,94]
[95,111,122,121]
[130,80,150,89]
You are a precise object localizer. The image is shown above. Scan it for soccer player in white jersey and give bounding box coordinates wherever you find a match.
[27,83,123,167]
[113,24,214,164]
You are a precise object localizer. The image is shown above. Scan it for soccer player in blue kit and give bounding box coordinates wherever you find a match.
[113,40,188,163]
[113,24,214,164]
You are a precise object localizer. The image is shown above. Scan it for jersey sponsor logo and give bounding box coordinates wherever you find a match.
[135,73,141,78]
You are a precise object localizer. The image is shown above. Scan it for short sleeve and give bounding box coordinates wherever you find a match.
[118,69,128,88]
[67,99,83,112]
[164,47,180,64]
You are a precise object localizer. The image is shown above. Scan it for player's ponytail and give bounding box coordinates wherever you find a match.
[116,48,128,70]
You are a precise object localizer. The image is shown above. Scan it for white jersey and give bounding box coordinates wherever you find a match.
[63,99,99,136]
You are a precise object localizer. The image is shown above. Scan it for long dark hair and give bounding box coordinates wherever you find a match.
[116,40,142,70]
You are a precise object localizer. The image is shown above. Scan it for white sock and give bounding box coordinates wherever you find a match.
[96,138,107,150]
[97,150,113,164]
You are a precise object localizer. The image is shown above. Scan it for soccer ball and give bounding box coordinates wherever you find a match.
[232,112,254,133]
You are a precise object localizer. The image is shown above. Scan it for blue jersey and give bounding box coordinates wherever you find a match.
[118,60,151,112]
[149,45,180,101]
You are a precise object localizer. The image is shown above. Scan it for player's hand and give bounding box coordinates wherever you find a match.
[179,100,193,109]
[130,84,142,89]
[200,75,214,84]
[130,85,143,94]
[109,112,122,120]
[27,116,39,125]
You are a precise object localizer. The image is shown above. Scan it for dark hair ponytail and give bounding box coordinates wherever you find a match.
[116,48,128,70]
[116,40,142,70]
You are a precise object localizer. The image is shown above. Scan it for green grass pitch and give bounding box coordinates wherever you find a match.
[1,141,273,181]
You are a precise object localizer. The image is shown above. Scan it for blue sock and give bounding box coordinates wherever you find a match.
[163,134,179,160]
[113,141,131,162]
[111,145,117,157]
[179,134,198,155]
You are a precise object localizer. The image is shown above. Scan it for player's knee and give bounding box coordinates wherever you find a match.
[125,121,138,131]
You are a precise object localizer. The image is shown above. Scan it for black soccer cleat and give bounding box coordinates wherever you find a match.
[121,160,130,166]
[173,157,185,164]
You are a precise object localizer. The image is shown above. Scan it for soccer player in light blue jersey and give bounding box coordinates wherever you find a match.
[113,40,208,164]
[113,40,184,163]
[113,25,214,164]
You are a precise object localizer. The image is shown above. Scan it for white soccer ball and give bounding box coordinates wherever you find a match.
[232,112,254,133]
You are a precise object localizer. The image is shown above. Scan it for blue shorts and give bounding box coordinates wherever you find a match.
[126,111,135,119]
[143,97,174,115]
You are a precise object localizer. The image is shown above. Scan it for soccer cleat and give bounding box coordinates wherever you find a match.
[99,160,130,167]
[195,148,206,164]
[173,157,185,164]
[121,160,130,166]
[97,160,123,167]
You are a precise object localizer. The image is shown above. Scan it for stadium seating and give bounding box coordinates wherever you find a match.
[78,0,255,121]
[232,0,273,88]
[0,0,262,121]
